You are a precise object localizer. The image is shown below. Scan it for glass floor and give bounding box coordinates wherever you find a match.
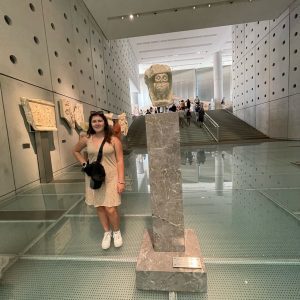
[0,140,299,299]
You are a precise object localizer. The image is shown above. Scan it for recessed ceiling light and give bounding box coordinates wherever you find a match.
[193,6,196,10]
[136,14,140,18]
[208,4,211,7]
[121,16,125,20]
[129,14,134,20]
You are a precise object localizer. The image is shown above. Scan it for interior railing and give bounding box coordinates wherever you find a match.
[203,113,220,142]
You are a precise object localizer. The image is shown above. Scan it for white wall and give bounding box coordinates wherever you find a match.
[196,66,232,102]
[232,2,300,139]
[172,69,196,100]
[0,0,139,197]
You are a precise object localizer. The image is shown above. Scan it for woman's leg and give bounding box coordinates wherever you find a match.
[96,206,110,232]
[105,206,120,231]
[105,206,123,247]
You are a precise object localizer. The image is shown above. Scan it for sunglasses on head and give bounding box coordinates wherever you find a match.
[90,110,104,115]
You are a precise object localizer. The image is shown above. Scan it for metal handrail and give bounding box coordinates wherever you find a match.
[203,113,220,142]
[205,113,219,127]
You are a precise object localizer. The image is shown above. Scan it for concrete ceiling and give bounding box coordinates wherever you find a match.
[83,0,295,72]
[83,0,295,39]
[130,26,233,73]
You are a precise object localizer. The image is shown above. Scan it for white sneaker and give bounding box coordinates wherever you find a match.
[113,230,123,248]
[101,231,112,249]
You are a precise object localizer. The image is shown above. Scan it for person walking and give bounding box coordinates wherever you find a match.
[73,112,125,250]
[186,98,191,110]
[179,108,185,128]
[198,103,205,127]
[186,109,191,126]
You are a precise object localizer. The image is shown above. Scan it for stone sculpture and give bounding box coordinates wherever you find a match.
[144,64,173,107]
[21,97,57,131]
[59,99,75,128]
[118,112,128,136]
[104,112,114,127]
[74,102,84,129]
[58,99,85,130]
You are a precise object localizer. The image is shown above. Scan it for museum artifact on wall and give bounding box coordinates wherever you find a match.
[20,97,57,183]
[118,113,128,136]
[58,99,85,130]
[73,102,85,129]
[21,97,57,131]
[59,99,75,128]
[144,64,173,107]
[104,112,114,126]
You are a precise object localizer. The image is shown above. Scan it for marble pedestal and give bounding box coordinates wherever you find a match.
[136,229,207,292]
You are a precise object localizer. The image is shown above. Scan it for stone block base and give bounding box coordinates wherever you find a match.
[136,229,207,293]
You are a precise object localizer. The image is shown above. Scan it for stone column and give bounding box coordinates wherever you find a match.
[136,113,207,292]
[146,113,185,252]
[213,51,223,109]
[35,131,53,183]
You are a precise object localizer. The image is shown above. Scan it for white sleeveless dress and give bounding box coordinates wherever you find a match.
[84,137,121,207]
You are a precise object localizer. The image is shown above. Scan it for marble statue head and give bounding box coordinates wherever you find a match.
[144,64,173,107]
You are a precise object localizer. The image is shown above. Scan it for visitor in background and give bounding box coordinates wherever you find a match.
[180,100,185,110]
[186,98,191,110]
[198,103,205,128]
[112,118,121,140]
[186,109,191,126]
[169,103,177,112]
[179,108,185,128]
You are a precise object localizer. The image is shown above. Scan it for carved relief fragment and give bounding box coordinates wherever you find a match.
[59,99,85,130]
[21,97,57,131]
[74,103,84,129]
[118,112,128,136]
[59,99,75,128]
[104,112,114,126]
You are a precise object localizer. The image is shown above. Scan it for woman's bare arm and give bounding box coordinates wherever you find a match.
[112,137,125,193]
[72,136,88,165]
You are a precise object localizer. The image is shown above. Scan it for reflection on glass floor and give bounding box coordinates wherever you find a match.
[0,141,299,299]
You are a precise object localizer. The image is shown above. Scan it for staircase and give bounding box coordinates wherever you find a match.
[126,116,147,148]
[126,110,268,149]
[126,115,215,148]
[179,121,215,145]
[205,109,268,142]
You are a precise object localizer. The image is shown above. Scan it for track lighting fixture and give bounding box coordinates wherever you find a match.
[109,0,255,21]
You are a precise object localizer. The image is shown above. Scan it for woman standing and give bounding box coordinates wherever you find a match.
[73,112,125,249]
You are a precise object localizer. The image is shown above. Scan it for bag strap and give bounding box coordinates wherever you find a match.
[96,137,107,163]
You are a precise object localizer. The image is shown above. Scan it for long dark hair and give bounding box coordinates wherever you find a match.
[87,112,112,142]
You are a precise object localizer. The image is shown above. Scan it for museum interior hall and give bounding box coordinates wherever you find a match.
[0,0,299,299]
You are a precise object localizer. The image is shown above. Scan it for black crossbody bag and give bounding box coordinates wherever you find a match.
[84,138,107,189]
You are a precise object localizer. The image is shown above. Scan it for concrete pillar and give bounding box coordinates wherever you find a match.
[35,132,53,183]
[213,51,223,109]
[215,152,224,196]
